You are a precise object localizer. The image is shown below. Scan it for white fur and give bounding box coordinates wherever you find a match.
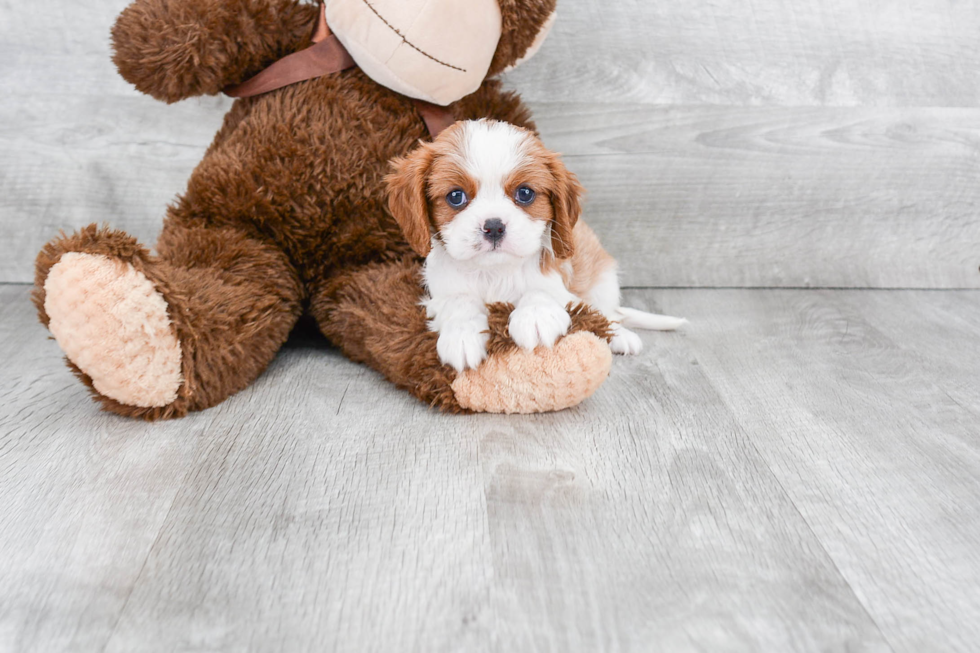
[585,266,686,354]
[617,306,689,331]
[423,241,576,371]
[508,290,572,350]
[420,120,685,372]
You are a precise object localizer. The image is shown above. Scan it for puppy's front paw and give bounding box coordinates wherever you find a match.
[509,303,572,350]
[437,320,490,372]
[609,324,643,355]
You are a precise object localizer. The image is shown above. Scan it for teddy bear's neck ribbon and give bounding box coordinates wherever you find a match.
[223,2,454,138]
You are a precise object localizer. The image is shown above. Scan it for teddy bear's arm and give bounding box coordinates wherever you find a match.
[111,0,319,103]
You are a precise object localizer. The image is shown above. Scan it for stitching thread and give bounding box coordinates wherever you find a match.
[360,0,467,73]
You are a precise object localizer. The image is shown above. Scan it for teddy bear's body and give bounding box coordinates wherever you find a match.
[33,0,613,419]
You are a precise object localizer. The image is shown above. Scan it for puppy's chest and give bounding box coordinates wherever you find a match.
[426,260,543,304]
[475,270,535,304]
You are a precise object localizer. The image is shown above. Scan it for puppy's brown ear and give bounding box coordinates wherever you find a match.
[385,143,436,257]
[547,153,584,259]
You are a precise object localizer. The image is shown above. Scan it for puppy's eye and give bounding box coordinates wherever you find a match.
[515,186,536,205]
[446,189,469,208]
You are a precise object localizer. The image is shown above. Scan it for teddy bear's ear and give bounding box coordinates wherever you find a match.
[488,0,558,77]
[385,144,437,257]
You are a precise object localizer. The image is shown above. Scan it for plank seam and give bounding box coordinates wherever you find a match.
[716,396,901,653]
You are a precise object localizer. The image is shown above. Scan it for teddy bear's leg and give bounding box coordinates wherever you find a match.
[111,0,318,103]
[309,259,614,414]
[34,223,303,419]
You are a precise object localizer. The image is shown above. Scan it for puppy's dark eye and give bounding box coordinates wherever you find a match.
[515,186,536,205]
[446,189,469,208]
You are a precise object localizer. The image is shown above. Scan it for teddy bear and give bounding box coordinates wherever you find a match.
[32,0,614,419]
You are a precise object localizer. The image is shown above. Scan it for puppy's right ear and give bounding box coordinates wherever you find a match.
[385,143,436,257]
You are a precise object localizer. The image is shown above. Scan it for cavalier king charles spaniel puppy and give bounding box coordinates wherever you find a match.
[385,119,686,372]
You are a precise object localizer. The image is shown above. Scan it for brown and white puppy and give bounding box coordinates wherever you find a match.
[386,119,685,372]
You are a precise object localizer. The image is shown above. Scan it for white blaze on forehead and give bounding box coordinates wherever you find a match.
[459,121,531,193]
[434,120,546,264]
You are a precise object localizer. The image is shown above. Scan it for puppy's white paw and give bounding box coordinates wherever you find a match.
[509,302,571,350]
[610,324,643,355]
[437,319,490,372]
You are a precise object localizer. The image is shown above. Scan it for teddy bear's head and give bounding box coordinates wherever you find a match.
[326,0,557,106]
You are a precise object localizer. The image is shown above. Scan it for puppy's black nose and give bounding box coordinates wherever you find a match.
[482,218,506,245]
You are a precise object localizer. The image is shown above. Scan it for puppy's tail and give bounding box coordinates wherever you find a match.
[616,306,688,331]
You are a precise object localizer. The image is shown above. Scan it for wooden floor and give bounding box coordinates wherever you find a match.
[2,283,979,652]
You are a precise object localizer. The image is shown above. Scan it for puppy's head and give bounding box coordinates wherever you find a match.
[385,119,583,265]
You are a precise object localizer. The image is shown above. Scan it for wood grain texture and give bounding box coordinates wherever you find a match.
[505,0,980,106]
[648,287,980,653]
[534,103,980,289]
[0,0,230,283]
[2,1,979,287]
[1,284,900,652]
[0,286,204,652]
[474,348,888,652]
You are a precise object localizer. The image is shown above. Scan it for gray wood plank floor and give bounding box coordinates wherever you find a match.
[3,284,979,652]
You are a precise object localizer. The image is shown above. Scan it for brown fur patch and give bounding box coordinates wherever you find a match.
[543,151,583,259]
[385,123,482,256]
[426,140,481,229]
[489,0,559,77]
[310,256,465,412]
[491,129,586,260]
[111,0,319,103]
[503,158,557,225]
[385,143,438,256]
[564,221,617,298]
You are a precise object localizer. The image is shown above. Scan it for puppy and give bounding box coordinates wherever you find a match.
[385,119,686,372]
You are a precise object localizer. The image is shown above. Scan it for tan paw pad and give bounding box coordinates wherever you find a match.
[43,253,182,408]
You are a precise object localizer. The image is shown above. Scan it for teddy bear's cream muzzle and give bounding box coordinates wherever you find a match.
[326,0,503,106]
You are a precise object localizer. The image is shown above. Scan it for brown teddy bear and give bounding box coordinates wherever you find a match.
[32,0,613,419]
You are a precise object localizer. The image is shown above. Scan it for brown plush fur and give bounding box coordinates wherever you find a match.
[34,0,608,419]
[485,302,613,357]
[111,0,320,103]
[34,223,304,419]
[488,0,558,76]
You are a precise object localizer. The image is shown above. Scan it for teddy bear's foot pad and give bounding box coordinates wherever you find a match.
[451,331,612,413]
[44,253,182,408]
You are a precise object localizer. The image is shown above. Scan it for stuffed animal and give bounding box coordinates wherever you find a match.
[32,0,613,419]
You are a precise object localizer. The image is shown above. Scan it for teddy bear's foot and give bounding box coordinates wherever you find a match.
[313,261,615,414]
[450,330,612,413]
[43,252,183,408]
[447,301,613,413]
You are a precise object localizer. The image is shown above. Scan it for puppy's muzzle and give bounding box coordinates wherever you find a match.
[482,218,506,248]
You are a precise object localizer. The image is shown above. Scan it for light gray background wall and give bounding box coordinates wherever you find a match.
[1,1,978,287]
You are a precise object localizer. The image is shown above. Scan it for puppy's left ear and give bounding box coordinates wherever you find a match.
[547,154,584,259]
[385,143,436,257]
